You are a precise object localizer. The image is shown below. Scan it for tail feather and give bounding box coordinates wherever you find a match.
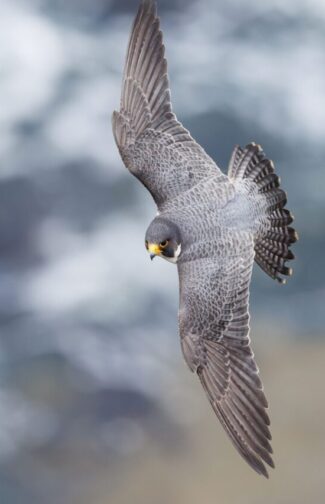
[249,159,275,182]
[261,239,295,259]
[268,208,293,227]
[228,143,298,284]
[257,173,280,192]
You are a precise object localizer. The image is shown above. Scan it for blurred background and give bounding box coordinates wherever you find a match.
[1,0,324,502]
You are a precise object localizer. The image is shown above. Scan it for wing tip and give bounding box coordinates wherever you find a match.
[141,0,157,16]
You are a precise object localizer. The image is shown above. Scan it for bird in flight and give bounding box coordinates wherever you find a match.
[112,0,297,477]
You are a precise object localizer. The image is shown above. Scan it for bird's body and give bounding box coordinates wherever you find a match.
[113,0,297,478]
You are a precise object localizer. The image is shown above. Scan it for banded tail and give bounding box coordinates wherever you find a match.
[228,143,298,283]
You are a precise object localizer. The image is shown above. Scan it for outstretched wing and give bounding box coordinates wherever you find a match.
[178,234,274,477]
[112,0,225,208]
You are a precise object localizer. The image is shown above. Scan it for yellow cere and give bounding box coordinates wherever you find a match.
[148,243,161,256]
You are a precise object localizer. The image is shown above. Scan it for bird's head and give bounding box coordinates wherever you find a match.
[145,217,182,263]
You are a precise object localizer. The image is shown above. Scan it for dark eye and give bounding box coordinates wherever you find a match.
[145,240,148,249]
[160,240,169,249]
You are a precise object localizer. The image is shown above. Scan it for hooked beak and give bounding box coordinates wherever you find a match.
[148,243,161,261]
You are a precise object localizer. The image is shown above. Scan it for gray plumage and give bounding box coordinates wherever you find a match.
[112,0,297,478]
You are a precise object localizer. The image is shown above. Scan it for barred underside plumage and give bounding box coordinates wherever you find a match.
[113,0,298,478]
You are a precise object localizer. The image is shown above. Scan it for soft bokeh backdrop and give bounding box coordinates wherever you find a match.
[1,0,324,503]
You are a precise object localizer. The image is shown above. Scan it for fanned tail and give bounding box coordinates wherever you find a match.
[228,143,298,284]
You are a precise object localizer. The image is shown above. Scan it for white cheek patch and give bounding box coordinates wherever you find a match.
[163,244,182,264]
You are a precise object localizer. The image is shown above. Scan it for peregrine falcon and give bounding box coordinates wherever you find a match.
[112,0,297,477]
